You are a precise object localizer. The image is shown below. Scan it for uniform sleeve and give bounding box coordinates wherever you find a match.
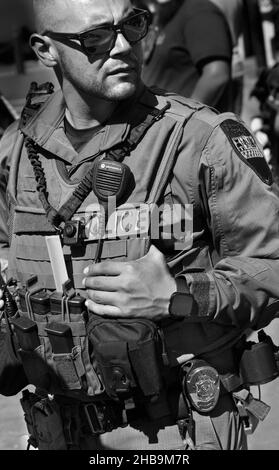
[182,118,279,330]
[0,122,20,263]
[183,0,232,70]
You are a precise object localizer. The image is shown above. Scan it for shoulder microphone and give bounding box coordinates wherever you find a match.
[92,158,133,262]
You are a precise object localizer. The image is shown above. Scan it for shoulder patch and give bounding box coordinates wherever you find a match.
[220,119,273,186]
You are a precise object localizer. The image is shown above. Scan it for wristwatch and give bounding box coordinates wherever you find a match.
[168,276,197,320]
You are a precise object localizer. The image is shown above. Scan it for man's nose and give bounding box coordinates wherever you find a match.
[110,31,132,56]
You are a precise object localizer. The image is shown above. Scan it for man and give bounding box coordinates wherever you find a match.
[0,0,279,451]
[140,0,233,112]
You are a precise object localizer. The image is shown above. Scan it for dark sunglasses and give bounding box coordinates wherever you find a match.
[43,8,151,55]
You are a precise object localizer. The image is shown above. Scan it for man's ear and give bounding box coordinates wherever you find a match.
[29,34,58,68]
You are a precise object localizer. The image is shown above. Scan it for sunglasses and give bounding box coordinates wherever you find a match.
[43,8,151,55]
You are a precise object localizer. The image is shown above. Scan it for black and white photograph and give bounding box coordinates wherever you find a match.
[0,0,279,455]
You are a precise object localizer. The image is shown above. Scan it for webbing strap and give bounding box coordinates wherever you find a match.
[107,103,170,161]
[58,168,94,223]
[146,117,188,205]
[141,109,201,256]
[145,108,229,209]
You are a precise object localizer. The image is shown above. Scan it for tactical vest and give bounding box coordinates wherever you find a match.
[8,85,216,288]
[7,83,242,411]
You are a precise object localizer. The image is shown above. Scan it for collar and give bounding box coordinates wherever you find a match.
[20,84,159,164]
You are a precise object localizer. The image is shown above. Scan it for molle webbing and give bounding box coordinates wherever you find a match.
[12,232,144,290]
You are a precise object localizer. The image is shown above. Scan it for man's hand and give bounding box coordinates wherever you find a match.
[83,245,176,321]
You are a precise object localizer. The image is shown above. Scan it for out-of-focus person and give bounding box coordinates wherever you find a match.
[138,0,233,112]
[209,0,245,115]
[250,62,279,181]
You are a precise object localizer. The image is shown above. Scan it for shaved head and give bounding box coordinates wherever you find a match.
[32,0,133,34]
[32,0,61,33]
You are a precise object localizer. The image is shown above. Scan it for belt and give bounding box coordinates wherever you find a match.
[55,364,243,440]
[56,392,185,442]
[57,396,161,439]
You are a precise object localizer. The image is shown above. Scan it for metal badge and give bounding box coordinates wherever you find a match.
[183,359,220,413]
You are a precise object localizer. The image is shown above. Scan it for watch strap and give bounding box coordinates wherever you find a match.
[169,276,197,319]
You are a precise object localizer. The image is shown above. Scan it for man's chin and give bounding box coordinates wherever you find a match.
[106,80,139,101]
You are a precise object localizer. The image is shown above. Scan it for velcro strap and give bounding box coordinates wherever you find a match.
[186,271,212,317]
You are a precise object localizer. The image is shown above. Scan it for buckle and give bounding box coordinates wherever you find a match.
[84,402,116,435]
[181,359,220,413]
[84,403,110,435]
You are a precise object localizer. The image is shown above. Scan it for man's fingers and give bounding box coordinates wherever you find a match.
[86,290,118,306]
[83,275,121,291]
[85,299,120,317]
[84,260,124,276]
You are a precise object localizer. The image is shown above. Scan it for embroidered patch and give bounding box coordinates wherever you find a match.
[220,119,273,185]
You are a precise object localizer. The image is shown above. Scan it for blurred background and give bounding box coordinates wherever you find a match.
[0,0,59,119]
[0,0,279,451]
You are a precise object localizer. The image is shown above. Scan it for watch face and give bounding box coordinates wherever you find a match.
[169,292,194,319]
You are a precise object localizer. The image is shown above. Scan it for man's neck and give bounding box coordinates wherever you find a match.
[64,108,108,130]
[62,83,117,130]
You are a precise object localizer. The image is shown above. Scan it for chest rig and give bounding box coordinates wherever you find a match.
[9,82,202,421]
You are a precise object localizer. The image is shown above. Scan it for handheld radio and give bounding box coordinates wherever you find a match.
[91,159,132,262]
[92,159,132,203]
